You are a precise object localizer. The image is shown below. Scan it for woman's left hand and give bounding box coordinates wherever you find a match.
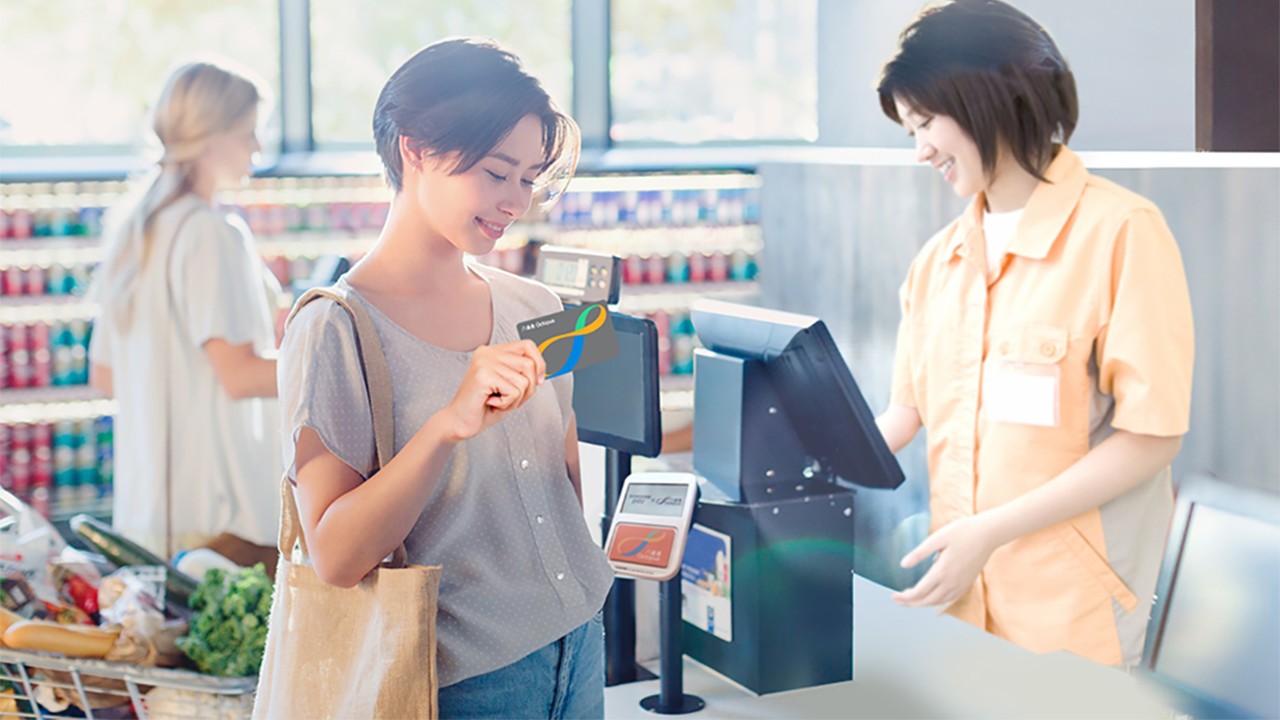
[892,515,1002,610]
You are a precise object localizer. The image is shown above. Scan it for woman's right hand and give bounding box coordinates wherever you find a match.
[437,340,547,442]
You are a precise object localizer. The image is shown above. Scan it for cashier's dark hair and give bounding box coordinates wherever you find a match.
[877,0,1078,182]
[373,37,578,193]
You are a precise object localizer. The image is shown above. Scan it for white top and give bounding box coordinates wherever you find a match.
[89,194,283,554]
[981,207,1025,275]
[278,264,613,687]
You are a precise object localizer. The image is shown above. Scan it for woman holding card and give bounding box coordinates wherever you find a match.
[873,0,1193,668]
[275,39,611,717]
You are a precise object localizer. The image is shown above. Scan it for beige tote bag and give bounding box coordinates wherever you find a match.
[253,287,441,719]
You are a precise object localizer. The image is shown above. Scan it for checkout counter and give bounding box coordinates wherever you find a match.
[560,246,1278,719]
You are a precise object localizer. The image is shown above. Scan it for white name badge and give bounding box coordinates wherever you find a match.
[981,360,1060,427]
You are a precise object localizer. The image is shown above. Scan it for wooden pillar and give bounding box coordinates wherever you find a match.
[1196,0,1280,151]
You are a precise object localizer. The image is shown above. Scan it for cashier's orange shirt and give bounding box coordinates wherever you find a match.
[890,147,1194,666]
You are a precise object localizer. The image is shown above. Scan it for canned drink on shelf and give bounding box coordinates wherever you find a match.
[0,423,10,490]
[688,251,708,284]
[622,254,644,285]
[29,487,51,519]
[645,254,668,285]
[78,205,105,237]
[670,313,695,376]
[76,418,98,501]
[729,248,752,282]
[0,324,9,390]
[69,263,93,296]
[266,255,290,287]
[0,208,11,240]
[31,322,52,388]
[707,250,730,283]
[67,319,90,385]
[32,422,53,490]
[283,204,304,233]
[45,264,69,295]
[327,202,353,232]
[96,416,114,496]
[650,310,673,377]
[8,323,32,388]
[52,420,76,513]
[2,266,24,296]
[666,251,690,284]
[24,266,47,297]
[10,207,33,239]
[305,203,328,232]
[9,423,33,495]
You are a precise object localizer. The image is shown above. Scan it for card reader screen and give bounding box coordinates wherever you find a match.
[620,483,687,517]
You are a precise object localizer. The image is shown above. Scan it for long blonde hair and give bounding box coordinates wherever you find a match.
[93,60,263,330]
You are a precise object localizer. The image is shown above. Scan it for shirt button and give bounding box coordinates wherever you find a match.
[1041,342,1057,357]
[520,459,530,469]
[536,515,545,524]
[556,572,565,580]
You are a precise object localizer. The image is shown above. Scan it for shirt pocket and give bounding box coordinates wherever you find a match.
[988,325,1068,365]
[983,325,1069,428]
[1055,522,1139,612]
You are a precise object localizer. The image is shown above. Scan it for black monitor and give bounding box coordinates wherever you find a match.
[691,299,904,496]
[1142,474,1280,720]
[572,312,662,458]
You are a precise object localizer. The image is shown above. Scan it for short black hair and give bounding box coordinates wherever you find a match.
[373,38,577,192]
[877,0,1078,182]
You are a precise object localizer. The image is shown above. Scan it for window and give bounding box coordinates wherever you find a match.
[0,0,279,155]
[310,0,573,150]
[611,0,817,144]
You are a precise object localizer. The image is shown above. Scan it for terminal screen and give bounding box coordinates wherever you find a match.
[620,483,687,517]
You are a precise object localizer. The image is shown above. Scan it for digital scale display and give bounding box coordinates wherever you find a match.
[536,246,621,305]
[542,256,589,290]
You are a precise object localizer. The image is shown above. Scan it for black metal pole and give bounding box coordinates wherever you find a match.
[602,449,639,686]
[640,576,704,714]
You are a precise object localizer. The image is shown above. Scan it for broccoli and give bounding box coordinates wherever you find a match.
[176,563,274,677]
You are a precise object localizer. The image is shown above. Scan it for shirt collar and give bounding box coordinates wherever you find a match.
[945,147,1088,261]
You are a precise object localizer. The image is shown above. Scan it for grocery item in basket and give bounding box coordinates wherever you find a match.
[177,564,272,677]
[2,619,120,658]
[70,514,199,609]
[0,489,68,606]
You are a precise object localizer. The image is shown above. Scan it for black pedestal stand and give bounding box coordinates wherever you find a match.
[602,449,656,686]
[639,576,705,714]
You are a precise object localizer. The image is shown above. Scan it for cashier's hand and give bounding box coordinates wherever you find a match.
[892,515,999,610]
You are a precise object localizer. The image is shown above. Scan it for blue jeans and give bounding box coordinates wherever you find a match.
[437,613,605,719]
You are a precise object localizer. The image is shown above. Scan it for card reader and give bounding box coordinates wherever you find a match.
[605,472,699,581]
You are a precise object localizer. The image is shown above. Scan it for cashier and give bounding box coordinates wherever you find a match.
[873,0,1194,667]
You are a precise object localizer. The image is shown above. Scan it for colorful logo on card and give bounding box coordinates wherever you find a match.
[536,304,609,378]
[609,524,675,568]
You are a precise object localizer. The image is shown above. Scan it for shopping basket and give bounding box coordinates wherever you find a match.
[0,648,255,719]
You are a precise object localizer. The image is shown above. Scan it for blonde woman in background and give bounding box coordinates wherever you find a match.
[89,60,283,558]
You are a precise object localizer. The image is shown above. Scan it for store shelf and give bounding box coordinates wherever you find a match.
[51,498,113,524]
[0,386,115,424]
[255,232,379,258]
[617,281,759,313]
[0,240,103,267]
[550,224,762,253]
[0,296,97,323]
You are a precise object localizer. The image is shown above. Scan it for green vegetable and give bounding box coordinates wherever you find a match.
[69,514,199,606]
[176,564,273,677]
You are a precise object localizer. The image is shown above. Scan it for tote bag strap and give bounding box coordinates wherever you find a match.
[278,286,408,567]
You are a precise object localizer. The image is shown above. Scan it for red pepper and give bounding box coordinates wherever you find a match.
[63,574,99,617]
